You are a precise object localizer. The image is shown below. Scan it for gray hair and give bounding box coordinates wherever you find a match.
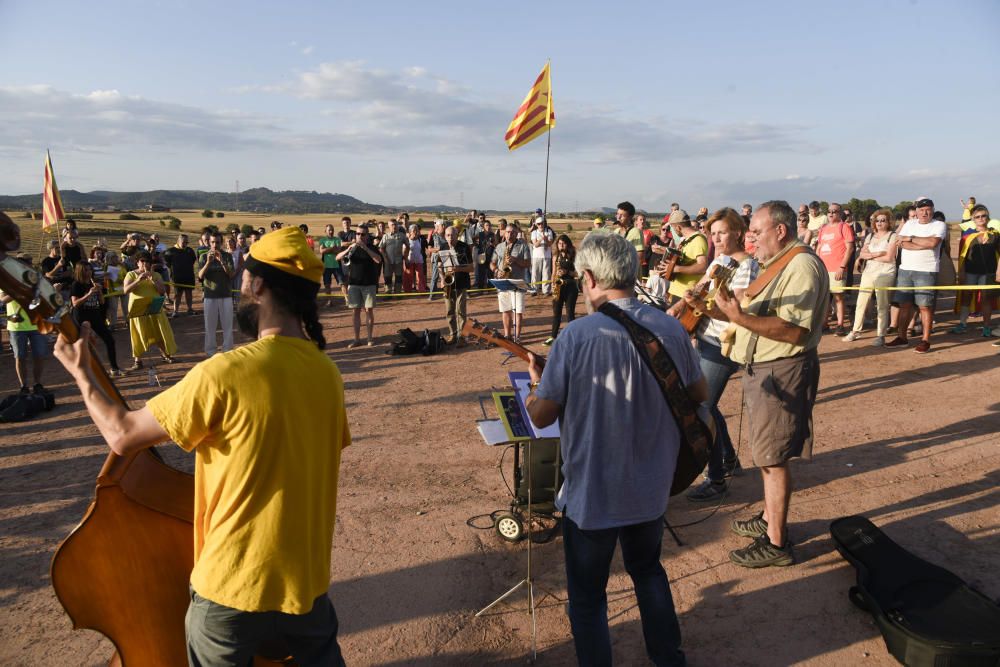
[758,200,796,236]
[576,231,638,290]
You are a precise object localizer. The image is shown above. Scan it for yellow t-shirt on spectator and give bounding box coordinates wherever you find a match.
[146,335,350,614]
[667,233,709,298]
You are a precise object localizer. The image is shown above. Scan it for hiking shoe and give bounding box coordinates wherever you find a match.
[842,331,860,342]
[729,535,794,568]
[542,337,555,346]
[885,326,897,335]
[32,383,46,394]
[834,325,848,336]
[914,340,931,354]
[885,336,909,348]
[723,457,744,477]
[872,336,885,347]
[983,326,993,337]
[731,511,768,537]
[950,324,967,334]
[19,385,30,394]
[686,479,728,502]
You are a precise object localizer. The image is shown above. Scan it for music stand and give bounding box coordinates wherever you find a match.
[476,378,563,662]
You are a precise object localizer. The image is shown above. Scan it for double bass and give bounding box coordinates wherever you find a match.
[0,218,288,666]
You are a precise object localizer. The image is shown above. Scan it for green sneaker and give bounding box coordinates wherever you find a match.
[730,511,768,537]
[729,535,794,568]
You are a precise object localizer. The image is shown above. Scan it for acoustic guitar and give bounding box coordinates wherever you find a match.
[462,318,546,369]
[673,257,740,333]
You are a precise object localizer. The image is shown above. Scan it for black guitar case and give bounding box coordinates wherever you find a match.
[830,515,1000,667]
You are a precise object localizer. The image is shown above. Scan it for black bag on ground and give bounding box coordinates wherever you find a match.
[421,329,443,356]
[388,328,424,356]
[830,514,1000,667]
[0,392,50,422]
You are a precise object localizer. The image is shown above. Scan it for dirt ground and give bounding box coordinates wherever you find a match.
[0,285,998,666]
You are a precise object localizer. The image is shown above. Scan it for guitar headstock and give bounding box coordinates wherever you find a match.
[461,317,545,368]
[708,256,740,285]
[0,255,73,335]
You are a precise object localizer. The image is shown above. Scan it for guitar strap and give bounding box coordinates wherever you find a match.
[598,301,710,495]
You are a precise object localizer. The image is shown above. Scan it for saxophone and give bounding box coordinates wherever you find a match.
[497,246,513,278]
[552,252,569,301]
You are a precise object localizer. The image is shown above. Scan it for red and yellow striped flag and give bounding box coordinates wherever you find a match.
[504,63,555,151]
[42,150,65,232]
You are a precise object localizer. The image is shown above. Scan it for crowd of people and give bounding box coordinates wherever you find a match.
[2,193,996,665]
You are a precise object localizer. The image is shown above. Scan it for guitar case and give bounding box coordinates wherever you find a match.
[830,515,1000,667]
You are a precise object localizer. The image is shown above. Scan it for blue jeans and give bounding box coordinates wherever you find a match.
[562,516,685,667]
[698,340,739,482]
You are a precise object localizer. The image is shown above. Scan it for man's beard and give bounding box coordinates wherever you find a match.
[235,298,260,338]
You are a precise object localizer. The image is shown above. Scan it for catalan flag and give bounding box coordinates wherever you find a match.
[42,150,65,232]
[504,63,555,151]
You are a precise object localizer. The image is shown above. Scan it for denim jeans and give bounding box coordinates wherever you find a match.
[697,339,740,482]
[562,516,685,667]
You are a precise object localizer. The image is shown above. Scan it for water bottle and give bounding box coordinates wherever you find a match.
[148,367,156,386]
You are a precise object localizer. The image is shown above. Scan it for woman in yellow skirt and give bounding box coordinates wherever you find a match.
[123,251,177,369]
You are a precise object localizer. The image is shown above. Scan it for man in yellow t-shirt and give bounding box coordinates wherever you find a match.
[694,201,829,569]
[54,228,351,665]
[665,210,709,302]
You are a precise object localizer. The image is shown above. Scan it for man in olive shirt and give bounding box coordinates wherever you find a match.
[198,232,235,356]
[695,200,829,568]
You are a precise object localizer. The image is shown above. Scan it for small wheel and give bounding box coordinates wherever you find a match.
[495,513,524,542]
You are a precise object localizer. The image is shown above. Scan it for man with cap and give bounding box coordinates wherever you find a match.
[426,220,448,301]
[665,210,709,305]
[52,227,350,666]
[887,196,948,353]
[530,211,555,296]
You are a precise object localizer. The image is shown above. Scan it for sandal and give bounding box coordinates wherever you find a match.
[130,359,144,371]
[160,355,175,364]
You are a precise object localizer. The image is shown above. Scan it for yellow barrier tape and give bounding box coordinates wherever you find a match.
[838,284,1000,291]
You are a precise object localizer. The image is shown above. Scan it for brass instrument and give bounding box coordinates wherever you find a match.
[442,270,455,299]
[552,250,574,301]
[497,247,513,278]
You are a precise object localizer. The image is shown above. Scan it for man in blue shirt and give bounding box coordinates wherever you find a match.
[527,231,706,667]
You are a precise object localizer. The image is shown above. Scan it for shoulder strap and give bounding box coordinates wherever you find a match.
[597,302,710,495]
[745,245,809,300]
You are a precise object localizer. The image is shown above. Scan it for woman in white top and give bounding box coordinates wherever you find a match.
[670,208,759,502]
[844,208,898,346]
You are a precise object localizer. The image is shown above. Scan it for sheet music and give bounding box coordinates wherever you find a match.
[508,371,561,438]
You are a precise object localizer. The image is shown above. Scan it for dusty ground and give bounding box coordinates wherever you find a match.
[0,285,998,666]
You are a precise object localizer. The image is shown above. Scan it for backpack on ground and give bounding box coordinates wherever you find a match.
[388,327,424,356]
[421,329,444,356]
[0,391,53,423]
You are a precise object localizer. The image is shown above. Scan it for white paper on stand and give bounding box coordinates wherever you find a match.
[476,419,513,446]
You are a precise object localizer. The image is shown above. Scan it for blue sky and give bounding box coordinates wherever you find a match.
[2,0,998,216]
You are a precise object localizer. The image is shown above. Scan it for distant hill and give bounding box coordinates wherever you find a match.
[0,188,467,215]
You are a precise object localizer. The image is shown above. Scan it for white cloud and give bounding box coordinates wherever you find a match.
[0,85,280,155]
[301,45,314,55]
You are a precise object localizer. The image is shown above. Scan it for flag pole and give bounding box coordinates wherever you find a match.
[542,129,551,217]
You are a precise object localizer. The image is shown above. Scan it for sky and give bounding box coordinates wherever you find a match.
[2,0,999,216]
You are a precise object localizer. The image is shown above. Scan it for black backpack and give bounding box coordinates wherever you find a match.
[0,391,55,423]
[421,329,444,356]
[388,328,424,356]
